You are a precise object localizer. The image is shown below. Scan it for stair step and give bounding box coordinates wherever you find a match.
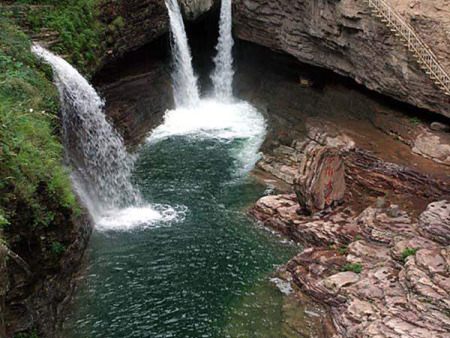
[368,0,450,97]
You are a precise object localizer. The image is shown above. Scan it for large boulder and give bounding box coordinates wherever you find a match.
[412,132,450,166]
[294,146,346,214]
[419,200,450,245]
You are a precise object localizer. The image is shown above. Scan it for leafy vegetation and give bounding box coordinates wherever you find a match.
[402,247,419,263]
[0,17,79,235]
[409,116,421,126]
[5,0,103,75]
[14,333,39,338]
[342,263,362,274]
[50,241,66,256]
[338,247,348,255]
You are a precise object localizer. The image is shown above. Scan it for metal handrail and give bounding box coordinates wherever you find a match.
[366,0,450,96]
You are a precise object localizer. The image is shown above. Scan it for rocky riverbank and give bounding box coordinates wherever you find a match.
[248,116,450,336]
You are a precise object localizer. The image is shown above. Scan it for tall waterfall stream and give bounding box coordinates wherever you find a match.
[31,0,318,336]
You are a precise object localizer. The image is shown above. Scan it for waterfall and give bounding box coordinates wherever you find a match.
[211,0,234,101]
[31,45,140,219]
[165,0,201,108]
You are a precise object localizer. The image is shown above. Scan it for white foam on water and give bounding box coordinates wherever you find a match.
[96,204,188,232]
[147,99,267,176]
[270,277,294,295]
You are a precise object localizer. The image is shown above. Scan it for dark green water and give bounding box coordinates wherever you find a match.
[65,136,298,337]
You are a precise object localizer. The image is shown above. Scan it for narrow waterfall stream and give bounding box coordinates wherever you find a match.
[212,0,234,101]
[165,0,200,107]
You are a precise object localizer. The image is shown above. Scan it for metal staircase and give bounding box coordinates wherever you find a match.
[366,0,450,96]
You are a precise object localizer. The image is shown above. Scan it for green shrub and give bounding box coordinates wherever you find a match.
[51,241,65,256]
[0,17,79,229]
[14,332,39,338]
[338,247,348,255]
[402,247,419,263]
[342,263,362,274]
[7,0,103,75]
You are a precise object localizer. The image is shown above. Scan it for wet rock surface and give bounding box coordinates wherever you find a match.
[180,0,216,20]
[94,52,173,147]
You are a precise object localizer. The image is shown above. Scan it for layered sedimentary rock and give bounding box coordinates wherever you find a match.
[233,0,450,118]
[252,196,450,336]
[388,0,450,72]
[294,145,346,214]
[251,117,450,336]
[95,58,173,147]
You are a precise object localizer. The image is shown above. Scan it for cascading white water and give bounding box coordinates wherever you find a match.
[165,0,201,108]
[148,100,266,176]
[31,45,140,219]
[156,0,266,176]
[211,0,234,101]
[32,45,185,230]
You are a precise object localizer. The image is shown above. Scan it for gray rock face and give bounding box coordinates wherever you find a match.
[233,0,450,118]
[413,132,450,166]
[180,0,215,20]
[419,200,450,245]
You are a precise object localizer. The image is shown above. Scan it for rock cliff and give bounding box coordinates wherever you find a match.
[99,0,217,65]
[233,0,450,118]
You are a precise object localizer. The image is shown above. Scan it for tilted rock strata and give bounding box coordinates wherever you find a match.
[257,131,450,211]
[233,0,450,118]
[294,146,346,214]
[252,124,450,336]
[253,199,450,337]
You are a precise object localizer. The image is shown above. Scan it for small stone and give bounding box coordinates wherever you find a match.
[299,77,312,87]
[430,122,449,132]
[376,197,386,209]
[387,205,400,218]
